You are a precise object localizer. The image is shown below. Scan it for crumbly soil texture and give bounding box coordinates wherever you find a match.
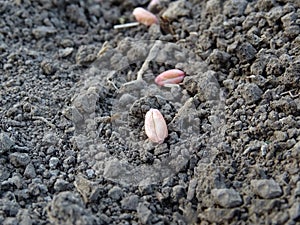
[1,0,300,224]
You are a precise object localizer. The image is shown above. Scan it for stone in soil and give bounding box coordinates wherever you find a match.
[211,188,243,208]
[24,163,36,179]
[121,195,139,211]
[108,186,124,201]
[239,83,263,104]
[47,191,100,225]
[289,202,300,221]
[0,133,15,154]
[251,179,282,199]
[137,203,153,224]
[74,175,102,203]
[9,153,31,167]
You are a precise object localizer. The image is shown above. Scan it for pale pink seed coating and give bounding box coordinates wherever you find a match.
[133,7,158,26]
[145,109,168,144]
[155,69,185,86]
[147,0,160,10]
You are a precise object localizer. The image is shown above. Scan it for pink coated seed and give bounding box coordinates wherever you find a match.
[145,108,168,144]
[147,0,160,10]
[154,69,185,86]
[132,7,159,26]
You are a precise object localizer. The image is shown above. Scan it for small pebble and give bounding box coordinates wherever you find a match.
[0,133,15,153]
[47,191,99,224]
[49,157,59,169]
[54,179,70,192]
[137,203,153,224]
[139,179,155,195]
[295,181,300,197]
[223,79,235,90]
[24,163,36,179]
[273,131,288,142]
[76,45,98,66]
[121,195,139,211]
[223,0,248,16]
[41,60,56,75]
[187,178,198,201]
[5,175,23,189]
[289,202,300,221]
[171,185,186,202]
[240,83,263,104]
[42,132,59,146]
[211,188,243,208]
[3,63,13,70]
[251,179,282,199]
[86,169,95,178]
[9,153,31,167]
[237,42,257,63]
[58,47,74,58]
[162,0,190,20]
[108,186,124,201]
[3,217,18,225]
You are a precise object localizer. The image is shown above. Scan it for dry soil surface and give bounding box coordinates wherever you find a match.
[0,0,300,224]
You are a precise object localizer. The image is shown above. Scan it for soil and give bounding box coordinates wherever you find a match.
[0,0,300,224]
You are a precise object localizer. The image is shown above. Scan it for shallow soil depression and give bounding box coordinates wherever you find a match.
[0,0,300,224]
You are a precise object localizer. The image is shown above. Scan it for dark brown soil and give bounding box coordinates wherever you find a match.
[0,0,299,224]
